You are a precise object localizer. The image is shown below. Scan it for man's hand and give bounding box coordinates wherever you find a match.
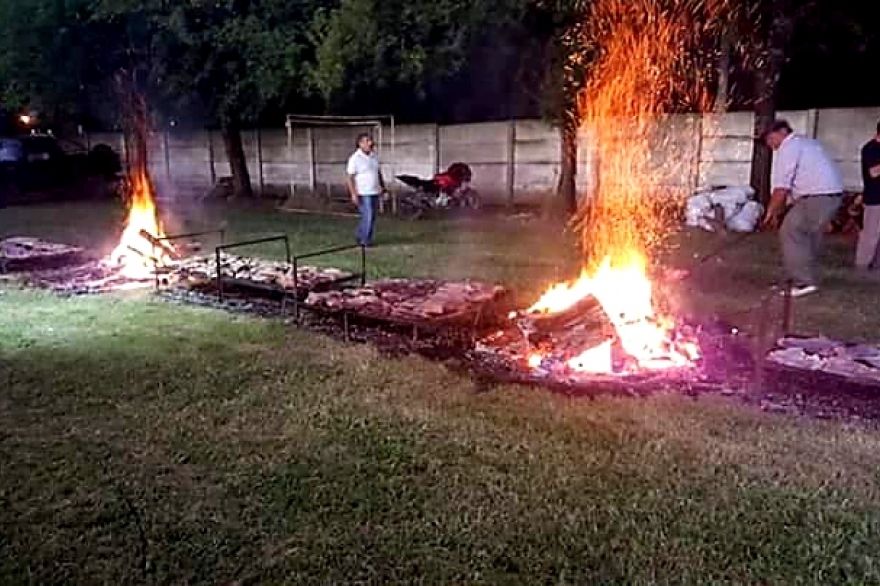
[870,163,880,179]
[350,192,359,206]
[761,208,780,231]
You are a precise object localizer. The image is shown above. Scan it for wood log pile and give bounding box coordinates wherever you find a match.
[478,296,619,370]
[305,278,507,322]
[825,192,863,235]
[169,253,353,291]
[0,237,85,272]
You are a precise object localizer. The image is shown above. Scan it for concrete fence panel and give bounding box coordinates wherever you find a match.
[83,105,880,201]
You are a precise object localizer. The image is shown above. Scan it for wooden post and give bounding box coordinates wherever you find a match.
[306,127,316,194]
[285,118,293,197]
[433,124,441,174]
[506,119,516,207]
[255,128,264,191]
[208,129,216,185]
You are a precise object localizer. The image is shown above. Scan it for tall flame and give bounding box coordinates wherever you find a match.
[108,169,170,279]
[524,0,719,373]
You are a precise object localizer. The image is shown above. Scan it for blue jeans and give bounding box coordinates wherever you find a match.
[356,194,378,245]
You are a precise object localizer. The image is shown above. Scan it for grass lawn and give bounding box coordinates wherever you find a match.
[3,200,880,583]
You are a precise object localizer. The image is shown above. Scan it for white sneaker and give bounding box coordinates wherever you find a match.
[781,284,818,298]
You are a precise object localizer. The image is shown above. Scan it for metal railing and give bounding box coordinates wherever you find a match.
[151,228,226,290]
[214,235,291,303]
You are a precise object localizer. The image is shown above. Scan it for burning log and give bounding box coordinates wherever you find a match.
[138,229,178,260]
[519,294,608,333]
[124,245,159,265]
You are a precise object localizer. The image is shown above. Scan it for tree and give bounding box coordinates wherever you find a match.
[532,0,592,217]
[738,0,871,201]
[743,0,795,203]
[0,0,100,129]
[91,0,310,198]
[308,0,504,113]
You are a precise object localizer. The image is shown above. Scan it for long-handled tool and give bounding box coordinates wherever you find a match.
[665,230,758,282]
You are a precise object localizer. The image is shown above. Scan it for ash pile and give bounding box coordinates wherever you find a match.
[0,236,133,294]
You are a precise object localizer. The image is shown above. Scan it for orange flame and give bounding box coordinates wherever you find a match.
[519,0,718,373]
[108,170,171,279]
[526,253,698,373]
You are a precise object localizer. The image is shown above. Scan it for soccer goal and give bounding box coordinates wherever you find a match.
[284,114,396,210]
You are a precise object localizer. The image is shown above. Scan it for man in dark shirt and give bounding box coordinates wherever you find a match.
[857,121,880,270]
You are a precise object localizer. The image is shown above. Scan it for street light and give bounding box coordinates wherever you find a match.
[18,114,32,126]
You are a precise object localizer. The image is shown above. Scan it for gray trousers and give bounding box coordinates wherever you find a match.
[856,205,880,269]
[780,195,841,286]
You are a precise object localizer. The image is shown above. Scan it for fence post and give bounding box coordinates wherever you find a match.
[506,119,516,207]
[255,128,264,191]
[306,127,316,194]
[163,129,171,183]
[208,129,216,185]
[433,124,441,174]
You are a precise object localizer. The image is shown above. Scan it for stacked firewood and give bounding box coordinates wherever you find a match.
[169,253,352,290]
[305,278,507,321]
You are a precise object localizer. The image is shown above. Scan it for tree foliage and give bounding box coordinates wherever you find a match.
[308,0,514,112]
[87,0,314,196]
[0,0,101,125]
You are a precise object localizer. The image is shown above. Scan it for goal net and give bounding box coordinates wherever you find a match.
[284,114,396,208]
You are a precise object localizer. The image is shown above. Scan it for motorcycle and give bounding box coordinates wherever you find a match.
[395,162,481,219]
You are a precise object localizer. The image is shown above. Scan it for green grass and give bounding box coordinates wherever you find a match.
[3,200,880,583]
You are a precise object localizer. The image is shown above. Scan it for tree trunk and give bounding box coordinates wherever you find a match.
[749,66,775,204]
[748,4,792,204]
[714,25,733,113]
[549,117,578,217]
[221,116,253,199]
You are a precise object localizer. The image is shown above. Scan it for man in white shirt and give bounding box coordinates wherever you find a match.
[346,133,386,247]
[760,120,843,297]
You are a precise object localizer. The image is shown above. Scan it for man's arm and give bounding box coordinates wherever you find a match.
[762,188,790,229]
[346,156,359,204]
[762,141,796,229]
[346,174,358,204]
[865,146,880,180]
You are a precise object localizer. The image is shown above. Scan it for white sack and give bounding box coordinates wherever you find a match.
[685,193,715,231]
[726,200,763,232]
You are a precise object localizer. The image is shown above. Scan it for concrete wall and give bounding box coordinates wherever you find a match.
[85,106,880,204]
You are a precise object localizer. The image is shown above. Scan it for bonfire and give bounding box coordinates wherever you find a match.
[516,0,720,375]
[107,169,172,279]
[105,90,174,280]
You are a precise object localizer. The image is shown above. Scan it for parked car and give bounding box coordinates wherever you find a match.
[0,133,121,204]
